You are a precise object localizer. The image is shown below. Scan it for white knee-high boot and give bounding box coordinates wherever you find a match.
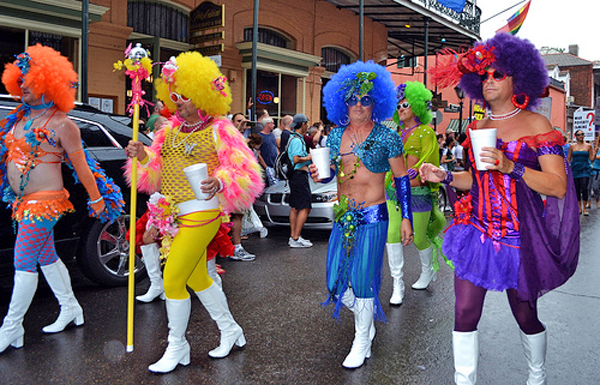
[412,246,437,290]
[520,329,547,385]
[40,260,84,333]
[195,282,245,358]
[136,243,165,303]
[0,271,38,353]
[453,331,479,384]
[207,257,222,289]
[341,288,375,341]
[148,297,191,373]
[342,298,374,369]
[386,243,405,305]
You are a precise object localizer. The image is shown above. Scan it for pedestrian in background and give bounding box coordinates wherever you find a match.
[567,129,594,215]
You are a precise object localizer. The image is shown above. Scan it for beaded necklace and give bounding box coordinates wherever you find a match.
[489,108,521,121]
[399,122,420,142]
[171,117,213,156]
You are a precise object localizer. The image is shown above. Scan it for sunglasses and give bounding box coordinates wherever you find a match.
[480,69,507,83]
[16,77,24,86]
[397,102,410,110]
[169,91,190,103]
[346,95,374,108]
[575,133,584,137]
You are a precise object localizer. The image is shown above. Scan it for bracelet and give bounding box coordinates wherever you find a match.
[442,171,453,185]
[508,162,525,180]
[90,197,104,204]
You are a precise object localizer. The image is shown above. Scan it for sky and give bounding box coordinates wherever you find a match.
[475,0,599,62]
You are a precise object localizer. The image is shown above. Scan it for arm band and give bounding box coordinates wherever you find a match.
[68,149,101,201]
[407,168,418,180]
[394,175,413,228]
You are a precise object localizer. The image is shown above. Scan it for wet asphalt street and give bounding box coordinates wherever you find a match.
[0,212,599,385]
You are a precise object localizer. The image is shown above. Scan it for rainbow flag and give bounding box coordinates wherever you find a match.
[496,1,531,35]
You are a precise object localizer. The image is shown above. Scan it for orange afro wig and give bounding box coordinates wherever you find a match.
[2,44,78,112]
[155,51,232,117]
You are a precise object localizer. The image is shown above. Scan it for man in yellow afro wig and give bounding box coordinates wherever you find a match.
[155,51,232,117]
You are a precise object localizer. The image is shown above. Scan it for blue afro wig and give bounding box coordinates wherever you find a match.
[322,61,397,126]
[459,33,548,110]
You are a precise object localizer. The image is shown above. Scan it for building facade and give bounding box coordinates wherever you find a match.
[0,0,389,122]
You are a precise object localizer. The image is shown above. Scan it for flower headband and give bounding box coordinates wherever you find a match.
[340,71,377,102]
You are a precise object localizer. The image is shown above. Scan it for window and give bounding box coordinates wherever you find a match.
[128,1,189,43]
[321,47,351,73]
[243,28,291,49]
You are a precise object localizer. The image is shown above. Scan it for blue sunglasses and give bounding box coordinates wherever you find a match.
[346,95,374,108]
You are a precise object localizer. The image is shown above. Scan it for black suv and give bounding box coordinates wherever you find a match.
[0,95,151,286]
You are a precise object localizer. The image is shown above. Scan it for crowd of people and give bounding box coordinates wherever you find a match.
[0,32,582,384]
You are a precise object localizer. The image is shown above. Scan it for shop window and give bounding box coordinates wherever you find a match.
[243,28,291,49]
[321,47,351,73]
[29,31,78,70]
[128,1,189,43]
[0,27,25,95]
[246,70,297,120]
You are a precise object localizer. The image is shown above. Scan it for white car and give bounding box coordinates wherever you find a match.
[254,178,338,230]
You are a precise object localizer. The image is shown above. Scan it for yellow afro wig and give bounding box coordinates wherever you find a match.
[2,44,78,112]
[155,51,232,117]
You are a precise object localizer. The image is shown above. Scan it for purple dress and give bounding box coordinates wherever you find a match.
[443,129,579,304]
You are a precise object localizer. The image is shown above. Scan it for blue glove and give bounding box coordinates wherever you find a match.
[394,175,413,229]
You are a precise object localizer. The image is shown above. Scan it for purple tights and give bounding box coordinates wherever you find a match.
[454,275,545,335]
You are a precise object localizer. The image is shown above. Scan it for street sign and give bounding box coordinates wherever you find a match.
[573,108,595,141]
[473,103,485,120]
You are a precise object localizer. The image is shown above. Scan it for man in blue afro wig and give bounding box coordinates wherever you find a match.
[313,60,414,369]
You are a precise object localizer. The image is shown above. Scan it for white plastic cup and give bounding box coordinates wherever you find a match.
[469,128,497,171]
[183,163,209,200]
[310,147,331,179]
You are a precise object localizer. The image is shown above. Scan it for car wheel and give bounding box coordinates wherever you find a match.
[77,215,146,286]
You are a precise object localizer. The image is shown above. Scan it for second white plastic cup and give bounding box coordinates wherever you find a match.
[310,147,331,179]
[183,163,209,200]
[469,128,497,171]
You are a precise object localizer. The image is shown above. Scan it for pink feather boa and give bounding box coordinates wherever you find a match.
[124,116,264,213]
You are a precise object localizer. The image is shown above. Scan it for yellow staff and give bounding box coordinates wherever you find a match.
[113,43,153,352]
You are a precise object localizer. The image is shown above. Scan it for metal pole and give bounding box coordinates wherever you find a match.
[359,0,364,61]
[251,0,259,121]
[424,18,429,88]
[458,100,463,134]
[81,0,89,102]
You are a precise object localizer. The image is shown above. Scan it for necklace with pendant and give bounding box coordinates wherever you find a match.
[171,118,212,151]
[337,126,371,183]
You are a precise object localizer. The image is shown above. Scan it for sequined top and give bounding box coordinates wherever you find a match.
[6,129,62,173]
[327,123,404,173]
[161,124,220,204]
[464,129,564,241]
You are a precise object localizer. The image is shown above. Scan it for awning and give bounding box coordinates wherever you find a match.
[236,42,323,78]
[446,119,470,133]
[0,0,108,35]
[323,0,481,59]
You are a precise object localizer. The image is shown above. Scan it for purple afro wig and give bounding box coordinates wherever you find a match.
[459,33,548,110]
[322,61,397,126]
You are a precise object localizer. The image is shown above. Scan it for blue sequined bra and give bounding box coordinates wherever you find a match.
[326,123,404,174]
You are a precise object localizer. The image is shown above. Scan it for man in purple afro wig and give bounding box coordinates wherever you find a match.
[458,33,548,111]
[422,32,579,384]
[312,60,414,369]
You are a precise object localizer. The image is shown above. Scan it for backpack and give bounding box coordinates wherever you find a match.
[275,132,302,181]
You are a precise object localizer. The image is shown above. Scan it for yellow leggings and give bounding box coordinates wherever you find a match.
[163,210,221,299]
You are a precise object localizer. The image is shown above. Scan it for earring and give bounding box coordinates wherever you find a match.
[415,116,421,124]
[339,114,350,126]
[511,94,529,109]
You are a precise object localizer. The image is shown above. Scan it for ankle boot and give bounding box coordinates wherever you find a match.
[195,282,245,358]
[453,330,479,385]
[0,271,38,353]
[207,257,222,290]
[40,260,84,334]
[342,298,374,369]
[412,246,437,290]
[136,244,165,303]
[520,329,547,385]
[148,297,192,373]
[386,243,405,305]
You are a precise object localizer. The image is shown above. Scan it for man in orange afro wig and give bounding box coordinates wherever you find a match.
[0,45,118,354]
[2,44,78,112]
